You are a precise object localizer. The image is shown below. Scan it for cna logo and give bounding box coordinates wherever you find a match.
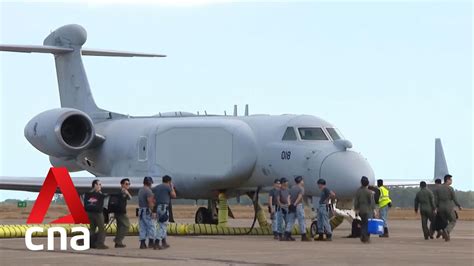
[25,167,90,251]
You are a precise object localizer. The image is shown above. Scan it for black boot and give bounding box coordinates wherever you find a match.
[380,227,389,238]
[301,234,311,242]
[326,234,332,241]
[148,239,155,249]
[139,240,147,249]
[278,233,283,241]
[315,233,325,241]
[273,231,279,240]
[287,232,295,241]
[280,232,290,241]
[162,238,170,249]
[154,239,162,250]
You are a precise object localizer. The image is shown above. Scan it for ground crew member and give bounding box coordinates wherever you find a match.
[268,178,281,240]
[354,176,376,243]
[113,178,132,248]
[277,178,290,241]
[414,181,436,240]
[434,174,462,241]
[284,176,311,242]
[138,176,156,249]
[432,178,443,238]
[86,179,108,249]
[152,175,176,250]
[377,179,392,237]
[315,178,336,241]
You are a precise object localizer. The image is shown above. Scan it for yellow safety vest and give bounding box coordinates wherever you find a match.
[379,186,392,208]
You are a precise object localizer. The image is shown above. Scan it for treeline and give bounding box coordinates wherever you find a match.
[388,187,473,209]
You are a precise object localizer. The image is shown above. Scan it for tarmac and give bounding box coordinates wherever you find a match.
[0,220,473,266]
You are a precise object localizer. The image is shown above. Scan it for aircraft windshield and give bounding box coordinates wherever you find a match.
[326,128,342,140]
[298,128,328,140]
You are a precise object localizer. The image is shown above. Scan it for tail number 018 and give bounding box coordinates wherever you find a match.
[281,151,291,160]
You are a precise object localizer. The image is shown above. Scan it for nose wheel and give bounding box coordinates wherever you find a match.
[310,220,321,237]
[195,206,216,224]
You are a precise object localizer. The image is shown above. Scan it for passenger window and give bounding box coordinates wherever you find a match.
[326,128,341,140]
[282,127,297,141]
[298,128,328,140]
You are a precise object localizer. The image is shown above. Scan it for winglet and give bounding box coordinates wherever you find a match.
[434,138,449,181]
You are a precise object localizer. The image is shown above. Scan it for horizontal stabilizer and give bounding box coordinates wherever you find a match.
[0,44,73,54]
[0,45,166,57]
[81,48,166,57]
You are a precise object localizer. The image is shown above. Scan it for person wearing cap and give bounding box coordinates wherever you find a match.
[152,175,176,250]
[284,176,311,242]
[414,181,436,240]
[268,178,281,240]
[277,177,290,240]
[315,178,336,241]
[377,179,392,237]
[138,176,156,249]
[354,176,376,243]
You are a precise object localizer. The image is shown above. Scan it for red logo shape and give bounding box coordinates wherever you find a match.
[27,167,89,224]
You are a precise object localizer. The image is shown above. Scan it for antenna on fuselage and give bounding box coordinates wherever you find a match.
[224,111,227,116]
[233,105,238,116]
[205,111,208,116]
[245,104,249,116]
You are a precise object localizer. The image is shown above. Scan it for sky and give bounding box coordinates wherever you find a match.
[0,1,472,201]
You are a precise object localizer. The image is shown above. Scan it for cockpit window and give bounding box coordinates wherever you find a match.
[326,128,342,140]
[282,127,297,141]
[298,128,328,140]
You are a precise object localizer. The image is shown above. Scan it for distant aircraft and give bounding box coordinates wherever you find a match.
[0,24,447,226]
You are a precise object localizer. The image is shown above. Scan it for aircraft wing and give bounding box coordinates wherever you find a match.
[383,179,432,187]
[0,176,145,194]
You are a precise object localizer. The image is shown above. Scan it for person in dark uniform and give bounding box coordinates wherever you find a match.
[434,174,462,241]
[268,179,281,240]
[152,175,176,250]
[414,181,436,240]
[432,178,443,239]
[113,178,132,248]
[353,176,375,243]
[86,179,108,249]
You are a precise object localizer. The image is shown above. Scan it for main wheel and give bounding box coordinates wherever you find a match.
[195,207,212,224]
[310,220,320,237]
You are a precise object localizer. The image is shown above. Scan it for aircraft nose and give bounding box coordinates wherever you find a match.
[320,151,375,197]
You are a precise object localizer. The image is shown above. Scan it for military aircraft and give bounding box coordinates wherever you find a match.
[0,24,447,225]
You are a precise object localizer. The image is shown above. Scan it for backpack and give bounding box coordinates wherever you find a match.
[108,193,127,214]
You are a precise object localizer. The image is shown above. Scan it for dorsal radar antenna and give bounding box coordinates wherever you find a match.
[233,105,238,116]
[245,104,249,116]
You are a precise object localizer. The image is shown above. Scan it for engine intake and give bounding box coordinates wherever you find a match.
[25,108,96,158]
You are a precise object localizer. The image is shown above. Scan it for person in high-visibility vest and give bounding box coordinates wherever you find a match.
[377,179,392,238]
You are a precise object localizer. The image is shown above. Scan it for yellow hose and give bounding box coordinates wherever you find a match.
[0,223,286,238]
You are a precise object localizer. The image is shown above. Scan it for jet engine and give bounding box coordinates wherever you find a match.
[24,108,97,158]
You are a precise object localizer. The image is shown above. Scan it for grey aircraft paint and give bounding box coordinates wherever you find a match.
[0,24,378,200]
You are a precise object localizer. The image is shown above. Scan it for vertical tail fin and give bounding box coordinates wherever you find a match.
[1,24,165,119]
[434,138,449,181]
[43,24,101,115]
